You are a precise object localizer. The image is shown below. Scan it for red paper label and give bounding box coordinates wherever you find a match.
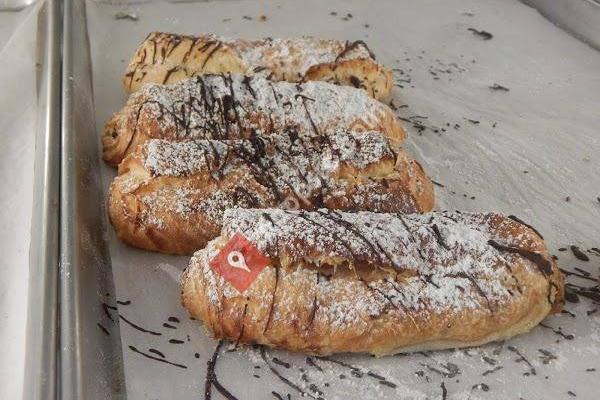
[209,233,270,293]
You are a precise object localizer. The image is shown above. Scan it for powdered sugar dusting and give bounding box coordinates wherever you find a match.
[143,139,230,177]
[214,209,549,311]
[142,130,393,178]
[186,209,557,344]
[126,130,423,230]
[126,74,393,142]
[231,36,374,79]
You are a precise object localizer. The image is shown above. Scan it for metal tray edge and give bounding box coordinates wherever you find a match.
[59,0,126,398]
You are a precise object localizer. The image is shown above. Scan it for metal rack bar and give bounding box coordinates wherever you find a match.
[22,0,61,399]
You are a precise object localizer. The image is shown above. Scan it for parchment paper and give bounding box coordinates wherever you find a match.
[87,1,600,398]
[0,2,40,399]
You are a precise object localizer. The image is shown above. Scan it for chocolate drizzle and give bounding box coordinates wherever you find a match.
[317,356,398,388]
[128,346,186,369]
[205,340,239,400]
[507,345,536,376]
[259,347,318,399]
[336,40,376,61]
[119,315,162,336]
[162,67,179,84]
[114,73,395,168]
[488,240,553,276]
[101,301,162,335]
[201,41,223,69]
[570,245,590,262]
[97,323,109,336]
[508,215,544,239]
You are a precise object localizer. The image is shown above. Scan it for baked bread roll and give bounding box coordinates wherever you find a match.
[108,130,434,255]
[104,74,404,166]
[182,208,564,356]
[124,32,393,100]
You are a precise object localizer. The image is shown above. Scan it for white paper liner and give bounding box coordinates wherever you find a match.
[0,2,42,398]
[87,1,600,399]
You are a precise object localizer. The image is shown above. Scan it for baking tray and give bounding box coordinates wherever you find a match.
[23,0,61,399]
[60,0,126,399]
[61,0,600,399]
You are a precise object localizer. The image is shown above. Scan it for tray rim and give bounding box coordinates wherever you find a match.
[58,0,126,399]
[53,1,600,399]
[22,0,61,399]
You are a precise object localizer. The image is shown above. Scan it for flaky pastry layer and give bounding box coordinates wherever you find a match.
[182,209,563,356]
[108,131,434,255]
[124,32,393,100]
[104,74,404,166]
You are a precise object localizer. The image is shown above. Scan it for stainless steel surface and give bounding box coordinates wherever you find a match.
[60,0,126,398]
[64,0,600,398]
[23,0,61,399]
[0,0,37,12]
[523,0,600,50]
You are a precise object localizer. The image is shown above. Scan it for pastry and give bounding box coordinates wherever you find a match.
[104,74,404,166]
[182,208,564,356]
[123,32,393,100]
[108,130,434,255]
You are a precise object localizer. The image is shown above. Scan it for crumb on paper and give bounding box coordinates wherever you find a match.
[468,28,493,40]
[490,83,510,91]
[114,11,139,21]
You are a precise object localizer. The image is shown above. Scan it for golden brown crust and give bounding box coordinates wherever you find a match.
[304,58,394,101]
[108,131,434,255]
[103,74,405,166]
[124,32,393,100]
[181,209,563,356]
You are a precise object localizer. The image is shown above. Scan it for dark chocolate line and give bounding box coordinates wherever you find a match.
[148,348,165,358]
[482,366,503,376]
[205,340,239,400]
[272,357,291,369]
[305,357,323,372]
[507,215,544,239]
[446,272,494,314]
[119,314,162,336]
[162,66,179,84]
[507,345,536,376]
[101,302,116,322]
[97,323,110,336]
[335,40,376,61]
[260,347,317,399]
[263,266,279,335]
[488,240,553,276]
[128,345,187,369]
[539,323,574,340]
[316,356,398,387]
[431,224,450,250]
[571,245,590,262]
[201,42,223,69]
